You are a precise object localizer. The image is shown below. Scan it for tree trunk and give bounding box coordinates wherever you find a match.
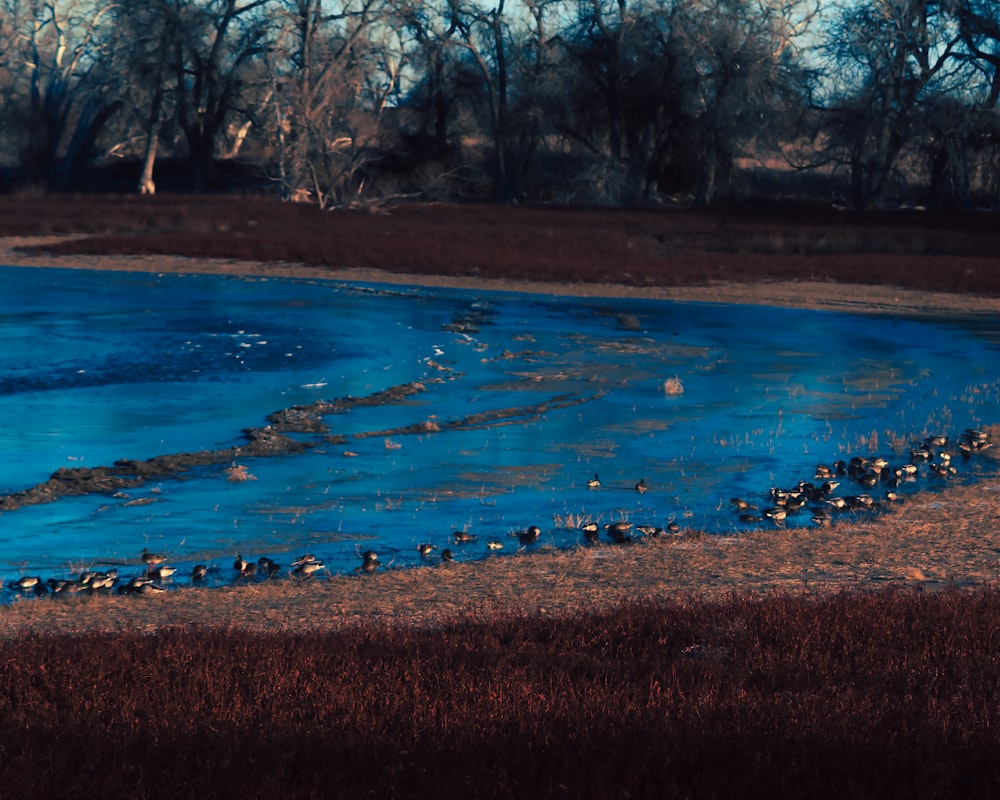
[139,129,159,195]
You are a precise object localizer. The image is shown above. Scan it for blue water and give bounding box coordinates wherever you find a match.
[1,265,997,592]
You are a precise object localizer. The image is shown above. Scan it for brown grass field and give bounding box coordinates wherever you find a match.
[1,195,999,797]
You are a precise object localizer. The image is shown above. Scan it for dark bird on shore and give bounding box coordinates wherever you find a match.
[359,550,379,572]
[859,472,879,488]
[441,548,454,562]
[258,556,280,576]
[293,559,325,577]
[234,553,249,573]
[666,521,681,533]
[763,507,787,522]
[149,565,177,581]
[191,564,208,582]
[604,521,632,543]
[583,526,600,544]
[587,474,601,489]
[518,525,542,545]
[122,575,155,594]
[635,477,647,494]
[811,509,831,526]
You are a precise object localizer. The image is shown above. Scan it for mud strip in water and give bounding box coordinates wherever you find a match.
[0,379,601,512]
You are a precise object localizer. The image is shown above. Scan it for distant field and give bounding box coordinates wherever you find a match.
[3,194,1000,296]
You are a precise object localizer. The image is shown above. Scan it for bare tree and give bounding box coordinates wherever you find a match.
[954,0,1000,204]
[819,0,964,208]
[269,0,399,206]
[0,0,122,189]
[443,0,559,200]
[556,0,814,206]
[168,0,274,191]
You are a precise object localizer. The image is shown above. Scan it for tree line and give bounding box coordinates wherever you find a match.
[1,0,999,209]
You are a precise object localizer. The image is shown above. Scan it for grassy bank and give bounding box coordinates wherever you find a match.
[2,586,999,798]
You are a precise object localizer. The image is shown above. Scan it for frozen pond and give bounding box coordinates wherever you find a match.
[0,265,997,595]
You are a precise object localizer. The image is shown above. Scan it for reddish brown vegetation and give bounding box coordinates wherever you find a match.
[2,587,1000,798]
[3,195,1000,296]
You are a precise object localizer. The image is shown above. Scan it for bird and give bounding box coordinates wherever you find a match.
[238,562,257,579]
[587,474,601,489]
[149,565,177,581]
[604,521,632,543]
[191,564,208,582]
[517,525,541,545]
[453,530,476,544]
[121,575,155,595]
[140,548,167,567]
[359,550,379,572]
[417,543,435,556]
[293,559,325,577]
[292,553,317,568]
[635,477,647,494]
[87,572,118,592]
[9,575,41,591]
[441,548,454,562]
[811,509,831,526]
[233,554,249,573]
[487,540,504,550]
[47,578,77,594]
[257,556,280,576]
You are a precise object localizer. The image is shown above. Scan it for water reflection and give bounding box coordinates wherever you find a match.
[0,265,997,594]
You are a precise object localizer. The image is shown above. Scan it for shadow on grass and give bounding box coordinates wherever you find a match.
[2,585,999,797]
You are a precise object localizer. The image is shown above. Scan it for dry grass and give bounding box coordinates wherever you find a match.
[3,195,1000,296]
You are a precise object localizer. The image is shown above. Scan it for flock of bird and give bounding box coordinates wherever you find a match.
[4,428,993,599]
[728,427,993,529]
